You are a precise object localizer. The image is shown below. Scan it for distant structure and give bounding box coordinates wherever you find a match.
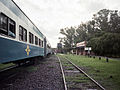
[57,43,63,53]
[76,41,87,55]
[57,43,62,48]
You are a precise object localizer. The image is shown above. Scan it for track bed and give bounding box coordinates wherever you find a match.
[58,55,105,90]
[0,55,64,90]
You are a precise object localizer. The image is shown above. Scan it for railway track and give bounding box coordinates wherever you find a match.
[0,64,20,88]
[57,55,105,90]
[57,56,67,90]
[0,60,32,73]
[0,61,30,83]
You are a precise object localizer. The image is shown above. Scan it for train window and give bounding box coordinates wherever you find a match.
[0,13,8,35]
[8,18,16,38]
[39,39,41,46]
[35,36,38,45]
[29,32,34,44]
[42,41,43,47]
[19,26,27,42]
[23,29,27,42]
[19,26,23,41]
[0,13,16,38]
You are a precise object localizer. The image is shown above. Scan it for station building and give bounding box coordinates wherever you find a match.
[76,41,87,55]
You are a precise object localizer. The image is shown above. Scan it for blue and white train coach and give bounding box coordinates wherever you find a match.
[0,0,51,64]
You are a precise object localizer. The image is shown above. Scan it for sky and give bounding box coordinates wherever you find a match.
[13,0,120,48]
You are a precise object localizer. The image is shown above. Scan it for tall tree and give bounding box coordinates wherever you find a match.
[109,10,120,33]
[92,9,110,32]
[60,27,76,51]
[75,23,89,42]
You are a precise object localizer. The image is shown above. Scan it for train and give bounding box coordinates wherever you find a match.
[0,0,52,64]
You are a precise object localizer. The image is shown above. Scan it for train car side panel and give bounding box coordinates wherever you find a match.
[0,37,44,63]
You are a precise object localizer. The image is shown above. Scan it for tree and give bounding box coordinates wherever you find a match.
[60,27,76,52]
[88,33,120,57]
[59,9,120,57]
[109,10,120,33]
[75,23,88,43]
[92,9,110,32]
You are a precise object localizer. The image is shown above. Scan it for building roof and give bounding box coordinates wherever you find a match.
[76,41,86,47]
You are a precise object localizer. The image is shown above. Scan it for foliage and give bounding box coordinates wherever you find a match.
[60,27,76,51]
[88,33,120,57]
[59,9,120,57]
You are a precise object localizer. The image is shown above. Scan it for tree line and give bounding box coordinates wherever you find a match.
[59,9,120,57]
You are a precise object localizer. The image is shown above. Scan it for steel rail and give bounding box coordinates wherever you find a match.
[64,57,106,90]
[57,56,67,90]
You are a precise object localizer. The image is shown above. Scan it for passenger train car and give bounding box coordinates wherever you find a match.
[0,0,51,64]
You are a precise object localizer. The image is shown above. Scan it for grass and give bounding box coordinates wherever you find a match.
[63,63,73,67]
[48,66,54,68]
[25,66,38,72]
[66,75,90,83]
[67,67,74,70]
[0,63,15,70]
[58,54,120,90]
[61,57,73,67]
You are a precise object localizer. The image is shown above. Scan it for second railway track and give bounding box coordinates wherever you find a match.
[57,55,105,90]
[0,61,32,85]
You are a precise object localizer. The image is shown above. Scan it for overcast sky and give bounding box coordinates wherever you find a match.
[13,0,120,48]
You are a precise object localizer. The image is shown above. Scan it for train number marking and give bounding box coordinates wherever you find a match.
[25,45,31,56]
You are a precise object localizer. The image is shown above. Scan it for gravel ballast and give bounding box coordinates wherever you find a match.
[1,55,64,90]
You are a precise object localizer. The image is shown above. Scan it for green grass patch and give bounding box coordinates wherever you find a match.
[59,57,73,67]
[0,63,15,70]
[48,66,54,68]
[56,61,59,63]
[67,67,74,70]
[25,66,38,72]
[58,54,120,90]
[66,76,89,83]
[63,63,72,67]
